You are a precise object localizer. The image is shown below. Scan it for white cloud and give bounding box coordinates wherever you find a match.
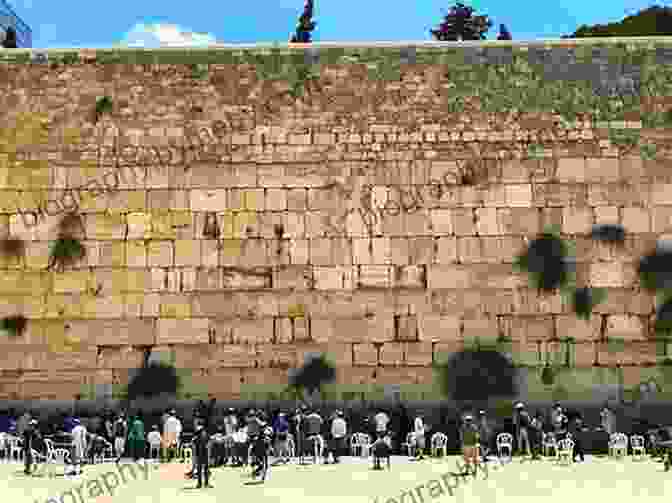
[115,23,218,48]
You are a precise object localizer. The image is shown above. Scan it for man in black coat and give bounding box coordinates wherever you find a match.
[23,419,41,475]
[193,422,212,488]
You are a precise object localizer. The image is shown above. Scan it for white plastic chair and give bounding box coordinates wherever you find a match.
[609,433,628,458]
[286,434,296,458]
[49,448,71,477]
[350,433,371,457]
[402,432,416,457]
[542,432,558,458]
[431,432,448,457]
[556,438,574,465]
[496,433,513,460]
[630,435,646,461]
[307,434,324,463]
[7,435,22,461]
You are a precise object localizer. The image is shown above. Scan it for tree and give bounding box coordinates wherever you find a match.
[290,0,317,43]
[562,5,672,38]
[497,23,512,40]
[2,26,18,49]
[430,2,493,41]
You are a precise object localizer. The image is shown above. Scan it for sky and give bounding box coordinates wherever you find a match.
[2,0,671,49]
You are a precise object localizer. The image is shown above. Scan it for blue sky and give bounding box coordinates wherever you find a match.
[4,0,671,48]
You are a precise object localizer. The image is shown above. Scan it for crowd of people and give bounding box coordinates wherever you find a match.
[0,399,668,487]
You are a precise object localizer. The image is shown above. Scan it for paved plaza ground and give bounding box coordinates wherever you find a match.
[8,455,672,503]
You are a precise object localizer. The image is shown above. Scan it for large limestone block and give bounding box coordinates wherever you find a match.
[96,346,145,369]
[65,319,155,346]
[605,315,647,341]
[156,318,209,344]
[174,344,257,369]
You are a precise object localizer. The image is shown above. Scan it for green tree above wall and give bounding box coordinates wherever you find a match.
[430,2,493,41]
[563,5,672,37]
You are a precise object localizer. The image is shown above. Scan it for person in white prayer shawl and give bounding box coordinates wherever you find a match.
[69,418,87,475]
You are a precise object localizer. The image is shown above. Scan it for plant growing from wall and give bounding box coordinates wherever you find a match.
[48,237,86,271]
[513,225,574,293]
[590,224,626,245]
[1,315,27,337]
[571,287,607,320]
[189,64,209,80]
[434,348,518,405]
[540,362,555,386]
[94,96,113,123]
[126,362,182,401]
[638,243,672,293]
[0,237,25,259]
[287,353,336,403]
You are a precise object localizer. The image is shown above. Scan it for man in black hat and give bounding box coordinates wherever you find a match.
[193,421,212,488]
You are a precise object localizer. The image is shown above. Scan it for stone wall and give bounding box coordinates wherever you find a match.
[1,39,672,402]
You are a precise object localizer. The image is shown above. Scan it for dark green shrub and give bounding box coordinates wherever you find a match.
[1,315,27,336]
[94,96,113,122]
[638,244,672,292]
[591,224,625,244]
[288,353,336,395]
[126,362,181,401]
[571,287,607,320]
[434,348,518,404]
[49,237,86,269]
[514,229,572,292]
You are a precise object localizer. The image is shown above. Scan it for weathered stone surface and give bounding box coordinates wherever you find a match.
[0,43,668,399]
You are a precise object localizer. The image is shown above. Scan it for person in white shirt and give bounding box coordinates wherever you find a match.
[413,413,426,460]
[147,425,162,460]
[70,418,87,475]
[223,408,238,464]
[163,409,182,462]
[232,426,248,466]
[329,410,347,463]
[374,409,390,435]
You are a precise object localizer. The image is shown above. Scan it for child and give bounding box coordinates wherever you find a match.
[371,431,391,470]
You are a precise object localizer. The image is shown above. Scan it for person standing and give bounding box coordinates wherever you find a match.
[272,412,291,464]
[477,410,493,459]
[147,425,162,460]
[413,413,426,460]
[193,421,212,488]
[162,409,182,462]
[292,407,305,460]
[374,408,390,437]
[303,408,324,460]
[570,414,585,462]
[514,403,532,458]
[459,415,480,473]
[104,412,115,444]
[329,410,347,464]
[113,413,128,463]
[127,414,145,462]
[22,419,40,475]
[70,418,87,475]
[222,408,237,464]
[530,412,544,460]
[600,403,616,436]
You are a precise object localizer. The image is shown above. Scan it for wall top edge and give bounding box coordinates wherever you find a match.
[5,36,672,53]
